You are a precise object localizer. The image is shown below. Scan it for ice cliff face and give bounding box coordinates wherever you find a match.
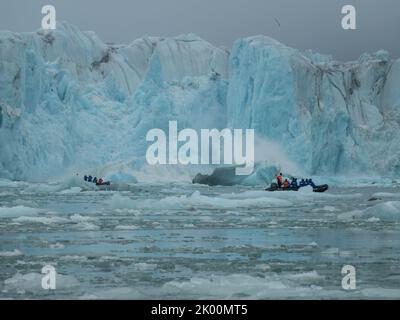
[0,22,399,181]
[228,36,400,176]
[0,22,228,180]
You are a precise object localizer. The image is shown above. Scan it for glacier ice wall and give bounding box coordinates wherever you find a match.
[0,23,228,180]
[227,36,400,176]
[1,22,399,181]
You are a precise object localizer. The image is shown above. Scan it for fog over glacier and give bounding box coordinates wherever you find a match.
[0,22,400,182]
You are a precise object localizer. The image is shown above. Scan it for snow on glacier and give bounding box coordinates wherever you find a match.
[1,22,400,182]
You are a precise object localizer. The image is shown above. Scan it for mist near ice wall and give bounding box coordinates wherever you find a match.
[253,136,303,177]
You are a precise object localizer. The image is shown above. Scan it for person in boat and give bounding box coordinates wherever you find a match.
[93,177,98,184]
[84,175,88,181]
[299,179,306,187]
[290,177,298,188]
[98,178,104,185]
[283,179,290,189]
[88,175,93,182]
[277,173,283,188]
[309,179,316,188]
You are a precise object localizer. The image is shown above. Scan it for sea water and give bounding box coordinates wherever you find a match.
[0,180,399,299]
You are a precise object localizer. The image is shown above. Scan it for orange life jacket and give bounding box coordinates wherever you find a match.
[283,180,289,187]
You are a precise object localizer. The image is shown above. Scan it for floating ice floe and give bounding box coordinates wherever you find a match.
[115,225,140,230]
[338,201,400,222]
[12,216,70,225]
[0,206,39,218]
[0,249,23,257]
[4,272,79,292]
[160,272,328,299]
[107,190,290,211]
[371,192,400,199]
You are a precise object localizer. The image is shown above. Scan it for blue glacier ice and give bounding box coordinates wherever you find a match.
[228,36,400,177]
[1,22,400,182]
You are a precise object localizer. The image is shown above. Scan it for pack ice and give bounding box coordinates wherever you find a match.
[0,22,399,181]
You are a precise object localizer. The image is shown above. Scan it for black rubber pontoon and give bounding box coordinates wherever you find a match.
[265,183,329,193]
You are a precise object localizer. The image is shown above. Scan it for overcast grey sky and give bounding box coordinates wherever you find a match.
[0,0,399,61]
